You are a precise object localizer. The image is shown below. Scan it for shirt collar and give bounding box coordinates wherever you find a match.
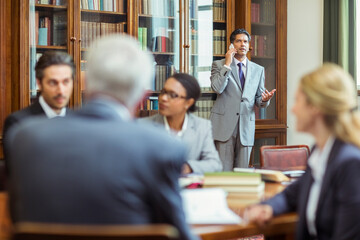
[39,95,66,118]
[308,135,335,182]
[233,57,247,67]
[163,114,188,137]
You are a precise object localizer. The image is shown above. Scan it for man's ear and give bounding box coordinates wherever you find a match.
[36,79,42,91]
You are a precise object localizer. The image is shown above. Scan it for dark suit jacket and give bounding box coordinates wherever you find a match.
[3,101,45,152]
[7,99,197,240]
[265,139,360,240]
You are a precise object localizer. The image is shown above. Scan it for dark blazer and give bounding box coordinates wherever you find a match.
[265,139,360,240]
[3,101,45,143]
[7,99,198,240]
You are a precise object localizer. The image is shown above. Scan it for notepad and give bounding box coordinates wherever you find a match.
[181,188,242,224]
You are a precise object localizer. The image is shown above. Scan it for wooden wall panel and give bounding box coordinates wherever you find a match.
[0,0,12,159]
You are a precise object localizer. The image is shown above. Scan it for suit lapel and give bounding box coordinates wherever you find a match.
[316,139,341,216]
[230,61,242,90]
[182,115,195,143]
[30,100,46,115]
[297,171,315,239]
[242,60,253,97]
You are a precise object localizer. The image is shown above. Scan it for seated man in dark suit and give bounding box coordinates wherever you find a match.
[2,51,74,159]
[7,34,198,240]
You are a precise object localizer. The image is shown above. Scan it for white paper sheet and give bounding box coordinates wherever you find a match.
[181,188,242,224]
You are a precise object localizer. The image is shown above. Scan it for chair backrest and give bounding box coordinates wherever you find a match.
[12,222,179,240]
[260,145,310,171]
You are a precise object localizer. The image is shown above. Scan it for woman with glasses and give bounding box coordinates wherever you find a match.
[142,73,222,174]
[245,64,360,240]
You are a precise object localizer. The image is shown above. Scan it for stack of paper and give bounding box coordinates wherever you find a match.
[181,188,242,224]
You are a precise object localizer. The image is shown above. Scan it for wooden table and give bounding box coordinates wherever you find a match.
[193,182,297,240]
[0,182,297,240]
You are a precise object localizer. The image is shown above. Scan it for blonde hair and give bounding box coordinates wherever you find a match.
[300,63,360,147]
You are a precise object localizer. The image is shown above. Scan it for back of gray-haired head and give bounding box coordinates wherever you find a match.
[86,34,154,109]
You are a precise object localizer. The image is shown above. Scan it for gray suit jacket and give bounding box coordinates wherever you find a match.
[142,114,222,174]
[7,99,197,240]
[210,58,269,146]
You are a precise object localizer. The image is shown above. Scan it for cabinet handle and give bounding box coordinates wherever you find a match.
[78,39,82,42]
[183,44,190,49]
[70,37,76,42]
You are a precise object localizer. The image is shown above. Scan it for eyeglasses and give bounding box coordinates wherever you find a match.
[159,89,187,100]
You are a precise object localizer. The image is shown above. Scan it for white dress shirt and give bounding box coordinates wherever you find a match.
[163,114,188,137]
[233,57,247,78]
[224,57,248,78]
[39,95,66,118]
[306,135,335,236]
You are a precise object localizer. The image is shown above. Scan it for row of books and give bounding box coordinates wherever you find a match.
[80,0,125,12]
[140,96,159,111]
[251,34,267,57]
[190,28,198,55]
[80,21,126,49]
[213,29,226,55]
[33,12,67,46]
[138,27,175,53]
[139,0,175,17]
[203,172,265,206]
[154,65,176,91]
[251,0,275,24]
[193,100,214,120]
[35,0,66,5]
[213,0,226,21]
[189,0,198,19]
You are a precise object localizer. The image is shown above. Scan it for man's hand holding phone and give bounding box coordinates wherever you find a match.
[225,43,237,67]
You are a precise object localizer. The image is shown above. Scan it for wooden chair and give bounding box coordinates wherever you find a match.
[260,145,310,171]
[12,222,179,240]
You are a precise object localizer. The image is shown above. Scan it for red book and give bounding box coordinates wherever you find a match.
[160,27,166,52]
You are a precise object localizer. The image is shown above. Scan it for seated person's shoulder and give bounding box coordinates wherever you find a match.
[189,114,211,128]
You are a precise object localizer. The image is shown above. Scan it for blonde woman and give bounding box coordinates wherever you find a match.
[246,64,360,240]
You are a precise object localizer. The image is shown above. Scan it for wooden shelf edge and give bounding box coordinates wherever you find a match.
[81,9,126,15]
[35,4,67,9]
[138,14,175,19]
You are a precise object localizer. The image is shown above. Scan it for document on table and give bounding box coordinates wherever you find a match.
[181,188,242,224]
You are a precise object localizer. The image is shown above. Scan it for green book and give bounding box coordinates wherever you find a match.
[138,27,143,47]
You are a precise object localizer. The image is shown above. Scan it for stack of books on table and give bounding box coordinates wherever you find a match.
[203,172,265,206]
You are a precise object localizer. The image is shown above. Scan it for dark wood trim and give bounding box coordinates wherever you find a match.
[71,0,81,109]
[19,0,30,109]
[0,0,12,159]
[276,0,287,127]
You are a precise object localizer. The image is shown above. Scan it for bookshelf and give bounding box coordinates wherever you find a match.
[80,0,128,104]
[2,0,287,162]
[136,0,234,118]
[235,0,287,167]
[29,1,69,103]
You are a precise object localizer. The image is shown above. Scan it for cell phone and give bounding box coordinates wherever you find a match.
[229,43,234,49]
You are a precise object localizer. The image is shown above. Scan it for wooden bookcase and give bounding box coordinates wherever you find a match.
[0,0,287,164]
[236,0,287,166]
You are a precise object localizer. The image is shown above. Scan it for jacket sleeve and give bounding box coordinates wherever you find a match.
[255,66,270,108]
[150,141,199,240]
[264,172,306,216]
[187,121,222,173]
[210,60,231,94]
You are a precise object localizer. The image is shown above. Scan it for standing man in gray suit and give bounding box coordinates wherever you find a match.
[210,29,276,170]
